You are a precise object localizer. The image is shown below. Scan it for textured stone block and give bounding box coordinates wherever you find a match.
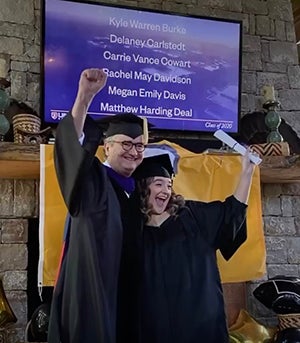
[13,181,37,218]
[265,237,288,264]
[0,0,34,24]
[0,180,14,217]
[0,244,27,271]
[242,51,263,71]
[281,196,293,217]
[242,0,268,15]
[269,41,298,64]
[292,197,300,216]
[275,20,286,41]
[279,89,300,111]
[262,184,282,198]
[287,237,300,263]
[282,183,300,196]
[268,0,293,21]
[1,219,28,243]
[3,271,27,290]
[263,216,296,236]
[262,197,281,216]
[256,15,270,36]
[267,263,299,278]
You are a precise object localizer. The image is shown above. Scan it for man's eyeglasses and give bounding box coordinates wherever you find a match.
[108,140,146,152]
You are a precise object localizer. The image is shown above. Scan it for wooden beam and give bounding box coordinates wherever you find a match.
[0,142,40,160]
[0,160,39,179]
[1,142,300,183]
[0,142,40,179]
[260,155,300,183]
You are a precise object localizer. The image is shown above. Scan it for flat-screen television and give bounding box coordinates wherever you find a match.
[41,0,242,134]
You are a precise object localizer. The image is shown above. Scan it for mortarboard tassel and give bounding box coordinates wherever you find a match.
[142,116,149,145]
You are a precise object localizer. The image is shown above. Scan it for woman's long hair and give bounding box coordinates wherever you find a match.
[136,177,185,223]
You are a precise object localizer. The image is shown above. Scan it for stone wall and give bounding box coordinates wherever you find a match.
[1,0,300,341]
[248,183,300,326]
[0,180,38,342]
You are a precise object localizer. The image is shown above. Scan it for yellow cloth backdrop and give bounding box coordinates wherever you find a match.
[38,142,266,287]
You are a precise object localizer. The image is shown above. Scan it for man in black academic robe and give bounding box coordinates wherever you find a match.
[47,68,145,343]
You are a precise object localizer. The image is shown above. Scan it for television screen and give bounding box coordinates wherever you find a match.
[42,0,242,134]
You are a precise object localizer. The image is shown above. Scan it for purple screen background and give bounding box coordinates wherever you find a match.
[43,0,242,133]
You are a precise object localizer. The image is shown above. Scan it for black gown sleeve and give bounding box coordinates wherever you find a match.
[54,113,105,216]
[186,196,248,260]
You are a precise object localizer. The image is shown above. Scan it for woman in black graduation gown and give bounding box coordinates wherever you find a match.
[133,152,255,343]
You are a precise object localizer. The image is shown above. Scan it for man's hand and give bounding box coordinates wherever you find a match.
[78,68,107,102]
[71,68,108,137]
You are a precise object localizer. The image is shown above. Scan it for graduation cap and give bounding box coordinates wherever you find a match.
[96,113,152,144]
[133,153,174,180]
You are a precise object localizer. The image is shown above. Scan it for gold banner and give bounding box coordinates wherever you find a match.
[38,142,265,286]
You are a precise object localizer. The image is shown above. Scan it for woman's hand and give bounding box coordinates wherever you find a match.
[241,148,257,176]
[234,148,258,204]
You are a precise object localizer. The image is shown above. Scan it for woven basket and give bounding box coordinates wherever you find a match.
[278,313,300,330]
[249,142,290,157]
[12,114,41,143]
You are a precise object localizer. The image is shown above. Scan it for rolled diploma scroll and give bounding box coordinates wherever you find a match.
[213,129,262,165]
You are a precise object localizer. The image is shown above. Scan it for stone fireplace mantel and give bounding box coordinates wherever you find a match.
[1,142,300,183]
[0,143,40,179]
